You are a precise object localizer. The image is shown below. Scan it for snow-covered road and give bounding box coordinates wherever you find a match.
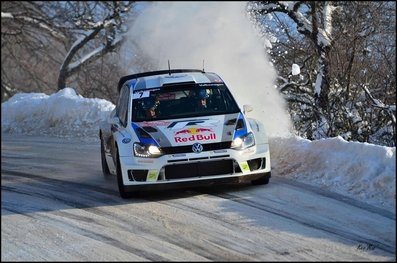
[1,134,395,261]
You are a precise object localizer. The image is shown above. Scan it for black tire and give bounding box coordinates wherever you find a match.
[100,137,111,176]
[251,172,271,185]
[116,149,130,199]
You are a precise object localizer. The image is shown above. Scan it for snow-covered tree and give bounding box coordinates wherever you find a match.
[249,1,396,146]
[1,1,135,101]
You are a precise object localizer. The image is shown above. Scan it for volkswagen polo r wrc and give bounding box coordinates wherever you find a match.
[99,69,271,198]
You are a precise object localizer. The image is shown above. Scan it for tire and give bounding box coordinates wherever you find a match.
[100,137,111,176]
[115,149,130,199]
[251,172,271,185]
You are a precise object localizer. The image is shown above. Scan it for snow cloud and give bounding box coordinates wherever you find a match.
[121,1,293,137]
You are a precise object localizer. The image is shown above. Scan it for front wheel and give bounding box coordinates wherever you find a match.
[100,136,111,176]
[251,172,271,185]
[116,150,130,198]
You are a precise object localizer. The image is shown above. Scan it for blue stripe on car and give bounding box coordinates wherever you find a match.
[126,79,137,89]
[131,122,159,146]
[233,112,248,139]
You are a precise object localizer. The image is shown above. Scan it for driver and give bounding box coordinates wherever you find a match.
[196,89,209,111]
[145,95,160,118]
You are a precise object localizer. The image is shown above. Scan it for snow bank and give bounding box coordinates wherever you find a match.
[1,88,115,138]
[270,136,395,212]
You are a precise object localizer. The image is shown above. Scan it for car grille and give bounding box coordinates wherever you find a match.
[165,159,234,180]
[161,141,231,155]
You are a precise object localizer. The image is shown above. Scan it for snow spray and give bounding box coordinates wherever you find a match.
[120,1,293,137]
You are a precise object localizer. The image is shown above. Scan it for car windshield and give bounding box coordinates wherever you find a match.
[131,83,240,122]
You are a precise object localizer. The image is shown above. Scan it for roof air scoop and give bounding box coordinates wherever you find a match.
[160,74,196,87]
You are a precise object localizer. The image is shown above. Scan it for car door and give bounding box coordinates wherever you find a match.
[110,85,130,163]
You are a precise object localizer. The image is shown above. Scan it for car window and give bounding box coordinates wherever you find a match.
[131,83,240,122]
[115,88,123,118]
[118,86,129,127]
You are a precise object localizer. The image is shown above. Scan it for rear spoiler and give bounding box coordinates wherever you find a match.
[117,69,204,92]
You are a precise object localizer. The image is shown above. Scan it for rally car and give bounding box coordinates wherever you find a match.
[99,69,271,198]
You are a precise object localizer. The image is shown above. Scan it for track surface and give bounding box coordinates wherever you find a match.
[1,134,395,261]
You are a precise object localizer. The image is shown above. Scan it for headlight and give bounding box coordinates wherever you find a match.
[231,132,255,150]
[133,143,162,158]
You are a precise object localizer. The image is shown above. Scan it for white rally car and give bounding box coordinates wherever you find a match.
[99,69,271,198]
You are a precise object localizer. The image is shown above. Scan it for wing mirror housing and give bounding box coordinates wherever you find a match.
[243,104,253,114]
[109,116,120,125]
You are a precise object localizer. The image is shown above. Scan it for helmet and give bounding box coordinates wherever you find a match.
[143,96,157,109]
[198,89,209,99]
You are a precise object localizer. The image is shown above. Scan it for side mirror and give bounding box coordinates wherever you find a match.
[109,116,120,125]
[243,104,253,114]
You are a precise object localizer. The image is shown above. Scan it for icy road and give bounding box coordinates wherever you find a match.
[1,134,395,261]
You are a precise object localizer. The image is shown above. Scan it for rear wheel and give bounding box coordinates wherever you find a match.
[100,136,111,176]
[251,172,271,185]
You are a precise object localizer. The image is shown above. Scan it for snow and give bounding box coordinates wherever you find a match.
[1,88,395,213]
[291,64,300,75]
[323,3,334,37]
[314,73,322,95]
[1,12,14,18]
[2,12,66,41]
[1,88,115,138]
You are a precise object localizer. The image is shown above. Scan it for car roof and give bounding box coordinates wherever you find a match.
[117,69,224,93]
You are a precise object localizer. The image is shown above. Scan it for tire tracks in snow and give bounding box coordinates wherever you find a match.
[200,189,395,254]
[1,170,232,260]
[2,168,395,258]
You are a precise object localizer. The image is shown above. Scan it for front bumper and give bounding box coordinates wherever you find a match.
[118,143,271,190]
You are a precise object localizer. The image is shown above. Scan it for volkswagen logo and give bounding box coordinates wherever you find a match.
[192,143,203,153]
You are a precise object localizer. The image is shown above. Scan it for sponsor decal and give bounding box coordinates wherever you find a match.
[168,119,219,130]
[133,90,150,99]
[140,121,170,127]
[174,127,213,135]
[198,83,223,86]
[138,160,154,163]
[174,127,216,143]
[164,74,187,79]
[175,134,216,143]
[146,170,159,181]
[157,93,175,101]
[122,138,131,144]
[239,161,251,173]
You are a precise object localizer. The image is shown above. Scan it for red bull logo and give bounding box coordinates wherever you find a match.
[174,127,213,135]
[175,134,216,143]
[174,127,216,143]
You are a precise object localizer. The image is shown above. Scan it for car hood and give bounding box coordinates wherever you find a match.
[132,113,245,148]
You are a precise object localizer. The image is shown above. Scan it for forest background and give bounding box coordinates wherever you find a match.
[1,1,395,146]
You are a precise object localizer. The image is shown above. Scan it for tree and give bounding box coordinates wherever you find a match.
[1,1,135,102]
[249,1,396,146]
[56,1,135,91]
